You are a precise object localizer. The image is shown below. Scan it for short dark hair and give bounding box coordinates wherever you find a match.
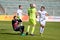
[30,4,33,6]
[41,6,45,9]
[30,4,33,7]
[19,5,22,8]
[13,16,16,19]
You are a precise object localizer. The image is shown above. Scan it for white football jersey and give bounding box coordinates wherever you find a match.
[17,9,23,19]
[38,10,47,20]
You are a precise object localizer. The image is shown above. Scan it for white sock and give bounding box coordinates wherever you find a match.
[40,27,42,33]
[40,27,44,34]
[42,28,44,33]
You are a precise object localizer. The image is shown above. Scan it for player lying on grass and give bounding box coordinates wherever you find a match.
[12,16,24,35]
[37,6,48,36]
[26,4,37,36]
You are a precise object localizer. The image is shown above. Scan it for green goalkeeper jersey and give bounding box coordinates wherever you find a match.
[28,7,36,19]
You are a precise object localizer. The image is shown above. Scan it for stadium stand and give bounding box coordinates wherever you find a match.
[0,4,5,14]
[0,0,60,16]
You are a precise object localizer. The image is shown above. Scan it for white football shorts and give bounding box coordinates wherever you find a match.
[39,18,46,26]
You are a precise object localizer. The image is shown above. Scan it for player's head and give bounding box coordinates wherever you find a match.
[19,5,23,9]
[33,4,36,8]
[40,6,45,11]
[13,16,17,19]
[30,4,33,8]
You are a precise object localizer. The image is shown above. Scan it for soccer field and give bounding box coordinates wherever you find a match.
[0,21,60,40]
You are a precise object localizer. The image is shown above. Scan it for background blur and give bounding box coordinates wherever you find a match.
[0,0,60,16]
[0,0,60,21]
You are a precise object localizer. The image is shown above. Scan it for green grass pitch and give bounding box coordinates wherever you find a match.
[0,21,60,40]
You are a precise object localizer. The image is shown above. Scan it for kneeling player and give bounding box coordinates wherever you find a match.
[12,16,24,35]
[38,6,48,36]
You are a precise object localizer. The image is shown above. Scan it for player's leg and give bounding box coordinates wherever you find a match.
[26,25,30,35]
[26,19,31,35]
[18,19,25,35]
[19,26,24,35]
[31,19,36,36]
[40,20,46,36]
[30,24,36,36]
[40,24,44,34]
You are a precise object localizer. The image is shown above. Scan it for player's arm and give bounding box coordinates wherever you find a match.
[35,11,38,18]
[22,13,27,15]
[36,11,40,16]
[17,19,22,22]
[16,10,19,16]
[46,13,49,16]
[36,11,41,18]
[28,9,30,16]
[45,11,49,16]
[16,10,20,19]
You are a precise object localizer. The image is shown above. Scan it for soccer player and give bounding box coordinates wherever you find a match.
[12,16,25,36]
[17,5,23,20]
[26,4,37,36]
[38,6,48,36]
[17,5,26,27]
